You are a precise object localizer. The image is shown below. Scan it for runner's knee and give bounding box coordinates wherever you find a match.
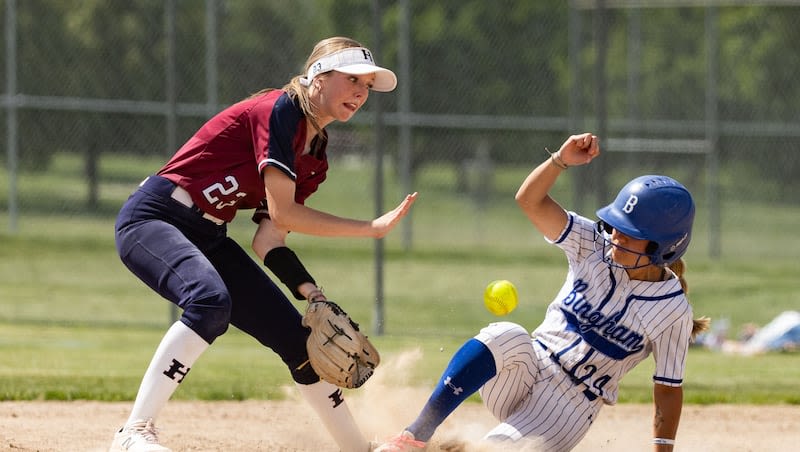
[475,322,533,369]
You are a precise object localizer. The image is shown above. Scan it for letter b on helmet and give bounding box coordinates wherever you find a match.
[622,194,639,213]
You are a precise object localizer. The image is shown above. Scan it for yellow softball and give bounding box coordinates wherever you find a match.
[483,280,518,316]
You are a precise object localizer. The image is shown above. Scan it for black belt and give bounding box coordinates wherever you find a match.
[536,340,598,401]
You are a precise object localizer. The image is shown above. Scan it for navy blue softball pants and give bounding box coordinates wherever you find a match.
[114,175,318,384]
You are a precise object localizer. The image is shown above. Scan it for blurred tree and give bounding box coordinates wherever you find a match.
[215,0,335,101]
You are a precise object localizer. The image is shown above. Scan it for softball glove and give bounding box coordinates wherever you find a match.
[302,300,380,388]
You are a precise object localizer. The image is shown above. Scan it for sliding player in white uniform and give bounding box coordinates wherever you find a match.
[375,133,709,451]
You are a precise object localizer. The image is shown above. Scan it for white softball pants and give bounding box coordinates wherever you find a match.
[476,322,604,451]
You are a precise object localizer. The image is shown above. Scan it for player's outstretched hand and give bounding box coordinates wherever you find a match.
[370,192,418,238]
[558,133,600,167]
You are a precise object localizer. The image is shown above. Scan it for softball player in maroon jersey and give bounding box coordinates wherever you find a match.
[375,133,708,452]
[110,36,417,452]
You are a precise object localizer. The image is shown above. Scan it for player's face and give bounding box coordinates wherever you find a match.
[314,71,374,125]
[608,228,651,267]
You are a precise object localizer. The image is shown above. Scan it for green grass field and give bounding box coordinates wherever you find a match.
[1,152,798,405]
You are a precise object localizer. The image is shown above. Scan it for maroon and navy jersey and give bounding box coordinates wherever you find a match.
[158,90,328,223]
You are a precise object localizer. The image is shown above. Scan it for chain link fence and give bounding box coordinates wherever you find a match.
[2,0,799,262]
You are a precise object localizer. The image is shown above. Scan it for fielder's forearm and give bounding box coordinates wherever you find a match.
[263,246,316,300]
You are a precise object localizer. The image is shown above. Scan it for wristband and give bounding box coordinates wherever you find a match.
[264,246,315,300]
[652,438,675,445]
[544,147,568,170]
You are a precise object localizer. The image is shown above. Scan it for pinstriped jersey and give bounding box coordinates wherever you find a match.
[532,212,694,405]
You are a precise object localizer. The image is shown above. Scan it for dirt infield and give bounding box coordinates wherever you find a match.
[2,352,798,451]
[2,398,797,451]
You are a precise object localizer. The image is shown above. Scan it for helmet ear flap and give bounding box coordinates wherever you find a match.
[646,241,676,266]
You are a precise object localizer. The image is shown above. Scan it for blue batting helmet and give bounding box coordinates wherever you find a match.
[596,175,695,266]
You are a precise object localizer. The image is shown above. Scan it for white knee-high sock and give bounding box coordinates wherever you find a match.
[126,321,209,425]
[296,380,369,452]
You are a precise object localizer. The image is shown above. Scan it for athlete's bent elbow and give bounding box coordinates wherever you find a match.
[267,210,292,231]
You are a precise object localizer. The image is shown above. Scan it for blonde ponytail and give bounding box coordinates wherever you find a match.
[669,258,710,341]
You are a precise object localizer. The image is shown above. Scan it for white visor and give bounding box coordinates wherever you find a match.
[300,47,397,92]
